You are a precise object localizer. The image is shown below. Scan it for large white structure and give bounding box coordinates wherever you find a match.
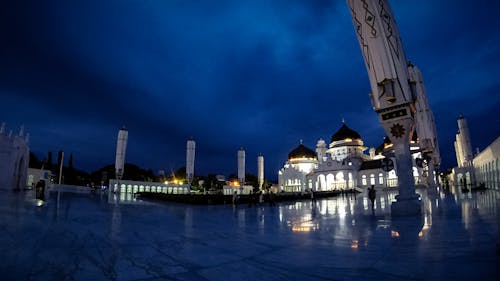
[346,0,443,215]
[109,179,189,204]
[279,123,427,193]
[186,138,196,185]
[473,137,500,190]
[409,63,440,187]
[115,127,128,180]
[0,123,29,190]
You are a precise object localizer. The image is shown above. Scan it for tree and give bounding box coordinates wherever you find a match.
[28,152,42,169]
[46,151,53,172]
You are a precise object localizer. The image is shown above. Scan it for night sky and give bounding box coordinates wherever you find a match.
[1,0,499,179]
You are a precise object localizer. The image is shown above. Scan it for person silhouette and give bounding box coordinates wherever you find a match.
[368,185,376,210]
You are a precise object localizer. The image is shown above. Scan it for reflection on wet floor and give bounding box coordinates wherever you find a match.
[0,185,499,281]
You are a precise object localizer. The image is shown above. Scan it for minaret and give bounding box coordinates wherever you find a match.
[457,115,473,166]
[454,139,462,168]
[257,155,264,190]
[186,138,196,185]
[115,127,128,180]
[316,139,327,162]
[237,148,245,186]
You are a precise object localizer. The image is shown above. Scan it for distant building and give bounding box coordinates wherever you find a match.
[278,122,427,192]
[0,123,29,190]
[473,137,500,190]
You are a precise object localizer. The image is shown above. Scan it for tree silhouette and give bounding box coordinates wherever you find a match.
[47,151,53,172]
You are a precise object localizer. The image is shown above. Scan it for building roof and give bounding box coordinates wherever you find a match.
[288,143,316,160]
[359,159,382,170]
[331,123,362,143]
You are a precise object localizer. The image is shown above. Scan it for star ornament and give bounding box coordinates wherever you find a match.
[390,123,405,138]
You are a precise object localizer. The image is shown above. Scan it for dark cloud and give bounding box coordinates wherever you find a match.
[1,0,499,179]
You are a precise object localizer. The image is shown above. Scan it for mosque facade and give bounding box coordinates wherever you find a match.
[451,114,500,190]
[278,123,428,192]
[0,123,29,190]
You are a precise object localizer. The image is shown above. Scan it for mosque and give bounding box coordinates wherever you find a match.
[278,122,428,192]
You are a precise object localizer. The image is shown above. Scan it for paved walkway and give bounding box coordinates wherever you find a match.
[0,186,499,280]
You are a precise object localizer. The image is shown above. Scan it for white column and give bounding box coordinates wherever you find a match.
[257,155,264,190]
[186,139,196,185]
[238,148,245,185]
[115,127,128,180]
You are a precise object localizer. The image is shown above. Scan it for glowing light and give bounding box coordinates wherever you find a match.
[291,224,319,232]
[418,231,423,237]
[351,240,359,249]
[391,230,400,237]
[344,138,352,142]
[289,157,316,162]
[164,181,169,184]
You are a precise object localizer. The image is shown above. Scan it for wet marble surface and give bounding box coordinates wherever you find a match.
[0,186,499,281]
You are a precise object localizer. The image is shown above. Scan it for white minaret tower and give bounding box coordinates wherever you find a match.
[115,127,128,180]
[457,114,473,167]
[186,138,196,185]
[257,154,264,190]
[238,148,245,186]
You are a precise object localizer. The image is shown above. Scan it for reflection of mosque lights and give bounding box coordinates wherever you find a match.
[292,223,319,232]
[291,213,319,232]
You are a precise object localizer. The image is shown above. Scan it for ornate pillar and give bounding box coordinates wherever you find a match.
[347,0,422,215]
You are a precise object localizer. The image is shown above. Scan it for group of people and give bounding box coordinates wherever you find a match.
[232,190,276,207]
[231,186,378,210]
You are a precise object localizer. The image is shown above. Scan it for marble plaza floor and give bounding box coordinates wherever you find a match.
[0,187,499,281]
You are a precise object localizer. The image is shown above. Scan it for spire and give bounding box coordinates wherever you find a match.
[299,139,303,145]
[25,133,30,143]
[19,125,24,137]
[341,117,345,124]
[0,122,5,134]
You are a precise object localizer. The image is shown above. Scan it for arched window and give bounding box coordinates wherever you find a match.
[379,173,384,184]
[326,174,335,190]
[362,175,367,185]
[370,174,375,185]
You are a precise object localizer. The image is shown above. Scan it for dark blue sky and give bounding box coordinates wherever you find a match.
[1,0,499,179]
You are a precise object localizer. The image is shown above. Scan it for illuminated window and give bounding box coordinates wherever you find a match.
[379,173,384,184]
[370,174,375,185]
[362,175,367,185]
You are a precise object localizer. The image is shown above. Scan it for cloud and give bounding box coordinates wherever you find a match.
[1,0,499,176]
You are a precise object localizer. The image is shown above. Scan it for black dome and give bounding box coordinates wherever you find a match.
[288,144,316,160]
[331,123,361,142]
